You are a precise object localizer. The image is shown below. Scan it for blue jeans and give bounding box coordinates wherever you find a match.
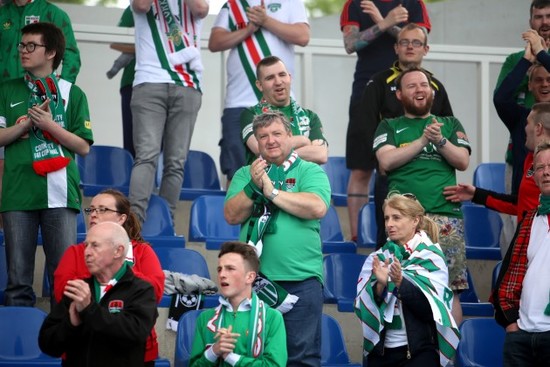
[504,329,550,366]
[219,107,246,180]
[279,278,323,367]
[129,83,202,222]
[3,208,77,306]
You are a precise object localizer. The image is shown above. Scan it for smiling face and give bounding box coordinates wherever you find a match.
[384,205,420,246]
[256,60,292,107]
[396,70,434,118]
[529,65,550,103]
[217,252,256,308]
[255,117,293,165]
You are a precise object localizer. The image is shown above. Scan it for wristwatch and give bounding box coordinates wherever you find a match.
[438,138,447,148]
[268,188,280,201]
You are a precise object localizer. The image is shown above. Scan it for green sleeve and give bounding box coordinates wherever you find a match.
[297,162,331,208]
[373,119,395,151]
[118,6,135,27]
[240,108,255,144]
[444,116,471,152]
[306,110,327,144]
[189,312,218,367]
[67,85,94,145]
[225,166,252,201]
[45,7,80,83]
[234,308,287,367]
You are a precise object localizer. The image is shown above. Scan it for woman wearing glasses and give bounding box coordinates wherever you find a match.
[53,189,164,367]
[355,193,459,367]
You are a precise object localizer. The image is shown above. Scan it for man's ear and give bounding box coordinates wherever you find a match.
[396,89,402,101]
[45,49,56,63]
[246,271,257,285]
[255,79,263,93]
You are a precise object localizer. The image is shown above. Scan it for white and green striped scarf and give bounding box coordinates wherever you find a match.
[355,231,460,366]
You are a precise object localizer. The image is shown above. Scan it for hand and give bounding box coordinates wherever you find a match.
[389,257,402,288]
[523,29,547,56]
[372,256,390,287]
[64,279,92,312]
[250,157,268,189]
[423,118,444,145]
[27,99,54,131]
[15,116,32,139]
[382,5,409,28]
[443,183,475,202]
[247,3,267,27]
[505,322,519,333]
[213,324,240,358]
[68,301,82,327]
[360,0,383,24]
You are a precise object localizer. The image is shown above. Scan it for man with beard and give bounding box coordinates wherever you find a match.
[373,67,471,325]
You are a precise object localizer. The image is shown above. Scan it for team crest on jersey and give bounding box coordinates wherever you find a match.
[267,3,281,12]
[3,20,13,31]
[108,300,124,313]
[25,16,40,25]
[285,178,295,190]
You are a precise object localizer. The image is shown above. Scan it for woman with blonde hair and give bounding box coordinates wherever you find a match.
[355,193,459,367]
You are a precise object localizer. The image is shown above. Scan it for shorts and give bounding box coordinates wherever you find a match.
[345,93,377,171]
[426,213,468,292]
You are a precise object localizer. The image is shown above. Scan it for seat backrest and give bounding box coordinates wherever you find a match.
[457,318,504,367]
[321,313,353,365]
[77,145,133,187]
[462,204,502,248]
[460,268,480,303]
[0,306,48,359]
[357,202,377,248]
[473,163,506,193]
[183,150,221,190]
[174,309,204,367]
[188,195,240,242]
[322,157,350,197]
[142,195,175,237]
[320,205,344,242]
[154,247,210,278]
[492,261,502,291]
[323,253,367,302]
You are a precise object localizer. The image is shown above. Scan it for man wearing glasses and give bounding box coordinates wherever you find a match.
[0,22,93,307]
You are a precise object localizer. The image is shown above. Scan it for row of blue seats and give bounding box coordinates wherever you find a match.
[0,306,359,367]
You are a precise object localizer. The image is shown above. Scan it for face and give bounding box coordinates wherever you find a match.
[256,61,292,107]
[395,28,429,68]
[384,205,419,246]
[529,66,550,103]
[217,252,255,305]
[534,148,550,195]
[255,119,293,165]
[87,194,126,228]
[19,33,54,75]
[530,6,550,42]
[396,71,434,117]
[84,228,121,277]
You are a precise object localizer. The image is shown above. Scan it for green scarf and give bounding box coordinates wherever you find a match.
[206,293,266,358]
[245,151,300,313]
[25,72,70,176]
[252,98,310,137]
[538,195,550,216]
[93,262,128,303]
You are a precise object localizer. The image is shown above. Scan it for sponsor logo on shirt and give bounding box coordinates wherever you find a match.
[396,127,409,134]
[108,300,124,313]
[3,20,13,31]
[10,101,24,108]
[267,3,281,12]
[25,15,41,25]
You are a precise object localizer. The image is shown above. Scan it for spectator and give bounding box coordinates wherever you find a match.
[225,111,330,366]
[54,189,164,367]
[373,68,471,325]
[0,22,93,306]
[190,241,287,366]
[209,0,310,185]
[39,222,158,367]
[129,0,208,223]
[241,56,328,166]
[340,0,430,242]
[493,140,550,366]
[355,193,459,367]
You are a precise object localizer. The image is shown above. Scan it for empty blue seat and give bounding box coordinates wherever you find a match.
[77,145,133,196]
[462,204,502,260]
[459,269,494,317]
[153,247,218,308]
[174,309,204,367]
[357,202,377,248]
[320,206,356,253]
[492,261,502,290]
[456,318,504,367]
[188,195,239,250]
[322,157,375,207]
[142,195,176,237]
[473,162,506,193]
[323,253,367,312]
[322,314,361,367]
[0,307,61,366]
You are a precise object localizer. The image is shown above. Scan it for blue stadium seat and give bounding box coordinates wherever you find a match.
[323,253,367,312]
[188,195,239,250]
[157,150,225,201]
[0,307,62,366]
[321,206,356,253]
[357,202,377,248]
[492,261,502,291]
[322,157,374,207]
[77,145,133,196]
[456,318,504,367]
[322,314,362,367]
[154,247,218,308]
[462,204,502,260]
[154,358,171,367]
[142,194,176,237]
[459,269,494,317]
[174,309,204,367]
[473,162,506,193]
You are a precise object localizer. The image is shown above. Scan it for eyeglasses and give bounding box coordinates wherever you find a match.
[83,207,120,216]
[17,42,47,53]
[397,39,425,48]
[402,193,417,201]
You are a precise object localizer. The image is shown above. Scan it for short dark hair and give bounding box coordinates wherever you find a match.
[219,241,260,273]
[395,67,433,91]
[256,55,284,79]
[252,110,292,136]
[531,0,550,18]
[531,102,550,131]
[21,22,65,71]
